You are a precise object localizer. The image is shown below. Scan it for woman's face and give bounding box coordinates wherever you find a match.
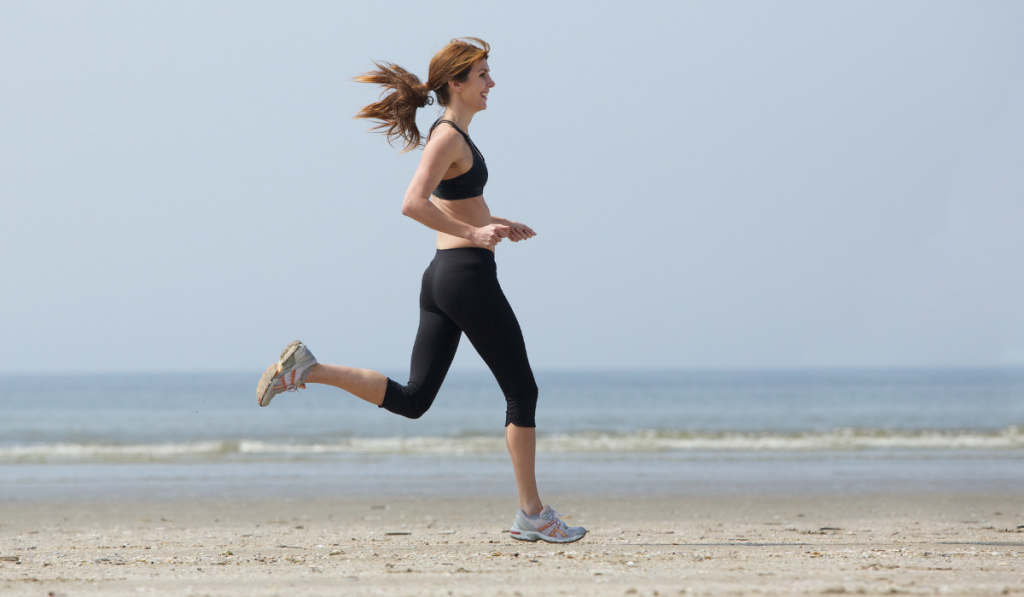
[453,59,494,111]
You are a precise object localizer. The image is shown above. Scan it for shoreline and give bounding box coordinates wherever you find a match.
[4,448,1024,503]
[2,493,1022,596]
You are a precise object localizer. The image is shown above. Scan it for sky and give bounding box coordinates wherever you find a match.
[1,1,1022,374]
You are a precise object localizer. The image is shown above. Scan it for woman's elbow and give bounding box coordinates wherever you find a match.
[401,195,428,218]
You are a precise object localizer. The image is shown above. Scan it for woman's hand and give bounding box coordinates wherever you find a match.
[501,220,537,242]
[471,224,510,249]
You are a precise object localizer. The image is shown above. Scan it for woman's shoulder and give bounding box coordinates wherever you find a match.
[424,124,466,154]
[427,120,463,140]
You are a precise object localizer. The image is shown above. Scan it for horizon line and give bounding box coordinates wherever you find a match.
[2,364,1024,378]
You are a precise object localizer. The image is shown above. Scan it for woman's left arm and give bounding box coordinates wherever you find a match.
[491,216,536,242]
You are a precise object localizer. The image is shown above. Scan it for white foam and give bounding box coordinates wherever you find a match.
[0,441,232,461]
[238,437,504,456]
[537,427,1024,452]
[1,427,1021,461]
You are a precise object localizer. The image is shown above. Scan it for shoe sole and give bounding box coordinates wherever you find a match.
[509,529,587,543]
[257,341,303,407]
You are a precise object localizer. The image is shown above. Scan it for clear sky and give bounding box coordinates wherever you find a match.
[2,1,1022,374]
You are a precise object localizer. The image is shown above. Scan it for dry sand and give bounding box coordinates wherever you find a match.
[2,494,1023,596]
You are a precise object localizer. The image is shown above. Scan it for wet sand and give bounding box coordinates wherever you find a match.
[2,494,1023,596]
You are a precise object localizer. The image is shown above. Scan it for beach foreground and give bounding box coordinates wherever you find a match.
[1,494,1022,596]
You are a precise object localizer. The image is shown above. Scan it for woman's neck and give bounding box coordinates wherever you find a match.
[442,107,474,132]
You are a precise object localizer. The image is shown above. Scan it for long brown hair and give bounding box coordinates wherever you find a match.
[353,38,490,152]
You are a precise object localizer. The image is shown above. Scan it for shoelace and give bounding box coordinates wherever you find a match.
[272,369,305,393]
[538,504,568,530]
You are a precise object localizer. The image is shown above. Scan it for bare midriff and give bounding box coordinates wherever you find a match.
[434,195,492,251]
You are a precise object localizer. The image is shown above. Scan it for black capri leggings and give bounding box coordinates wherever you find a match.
[380,248,538,427]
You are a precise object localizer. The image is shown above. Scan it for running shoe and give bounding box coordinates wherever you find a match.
[509,505,587,543]
[257,340,318,407]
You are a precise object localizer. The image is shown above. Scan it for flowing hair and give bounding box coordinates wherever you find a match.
[353,38,490,152]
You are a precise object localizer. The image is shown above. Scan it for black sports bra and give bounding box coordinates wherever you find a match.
[429,119,487,200]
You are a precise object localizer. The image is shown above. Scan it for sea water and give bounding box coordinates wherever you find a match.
[1,369,1022,500]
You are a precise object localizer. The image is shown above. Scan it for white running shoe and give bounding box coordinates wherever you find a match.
[509,505,587,543]
[257,340,318,407]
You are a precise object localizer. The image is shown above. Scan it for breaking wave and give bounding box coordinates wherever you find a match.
[1,427,1022,462]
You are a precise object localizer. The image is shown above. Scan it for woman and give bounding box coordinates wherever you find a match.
[256,38,585,544]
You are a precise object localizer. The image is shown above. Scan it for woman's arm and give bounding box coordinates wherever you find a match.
[401,129,509,249]
[491,216,537,242]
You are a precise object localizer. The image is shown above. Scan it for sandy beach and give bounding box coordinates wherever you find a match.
[2,493,1022,596]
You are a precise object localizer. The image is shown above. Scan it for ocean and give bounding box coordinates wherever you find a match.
[1,369,1022,500]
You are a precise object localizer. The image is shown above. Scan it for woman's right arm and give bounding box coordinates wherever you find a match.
[400,131,509,249]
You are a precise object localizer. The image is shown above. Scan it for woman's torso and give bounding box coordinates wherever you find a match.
[434,197,490,250]
[428,120,491,250]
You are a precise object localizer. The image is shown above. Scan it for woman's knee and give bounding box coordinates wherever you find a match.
[379,379,438,420]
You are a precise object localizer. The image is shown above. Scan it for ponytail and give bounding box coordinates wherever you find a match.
[353,62,432,153]
[354,38,490,152]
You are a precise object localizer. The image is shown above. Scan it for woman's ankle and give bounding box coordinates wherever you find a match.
[304,363,325,384]
[520,501,544,517]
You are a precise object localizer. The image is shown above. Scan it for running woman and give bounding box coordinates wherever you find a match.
[256,38,585,544]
